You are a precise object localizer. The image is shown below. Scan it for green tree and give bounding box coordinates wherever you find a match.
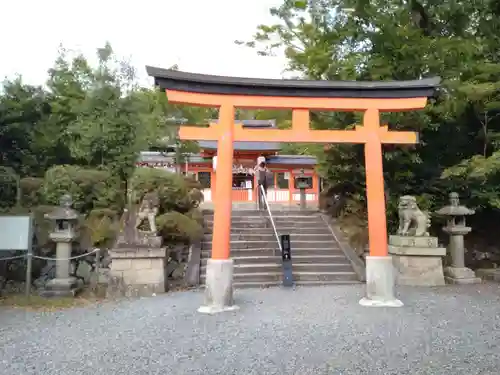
[42,43,175,198]
[243,0,500,232]
[0,79,52,177]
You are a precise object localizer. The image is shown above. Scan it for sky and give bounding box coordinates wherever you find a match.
[0,0,289,87]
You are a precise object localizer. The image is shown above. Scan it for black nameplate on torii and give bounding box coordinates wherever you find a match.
[280,234,294,287]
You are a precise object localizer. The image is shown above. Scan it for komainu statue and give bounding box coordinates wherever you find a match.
[135,190,160,234]
[397,195,430,237]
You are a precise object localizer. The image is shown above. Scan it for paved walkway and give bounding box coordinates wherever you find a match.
[1,284,500,375]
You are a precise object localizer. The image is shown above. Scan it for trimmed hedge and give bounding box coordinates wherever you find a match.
[7,166,204,248]
[129,168,203,213]
[42,165,123,214]
[0,166,19,210]
[20,177,44,207]
[130,168,204,244]
[156,211,203,244]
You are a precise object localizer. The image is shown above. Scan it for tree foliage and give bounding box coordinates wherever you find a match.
[242,0,500,234]
[0,43,216,181]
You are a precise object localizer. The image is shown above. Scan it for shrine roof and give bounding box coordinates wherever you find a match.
[139,152,206,164]
[138,152,317,165]
[266,155,317,165]
[146,66,441,99]
[198,141,280,151]
[197,119,280,151]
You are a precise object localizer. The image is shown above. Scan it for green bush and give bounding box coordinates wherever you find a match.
[186,208,204,224]
[0,167,19,210]
[183,174,202,190]
[130,168,203,214]
[81,209,120,248]
[156,211,203,244]
[20,177,44,207]
[42,165,122,214]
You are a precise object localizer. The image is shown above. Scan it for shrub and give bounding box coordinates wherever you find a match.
[156,211,203,244]
[0,167,19,210]
[186,208,204,225]
[81,209,120,248]
[20,177,44,208]
[130,168,202,214]
[42,165,122,214]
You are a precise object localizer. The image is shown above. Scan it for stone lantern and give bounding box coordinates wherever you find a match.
[435,192,480,284]
[295,169,310,210]
[40,194,83,297]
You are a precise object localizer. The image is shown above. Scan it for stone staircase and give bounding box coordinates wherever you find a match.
[201,209,362,288]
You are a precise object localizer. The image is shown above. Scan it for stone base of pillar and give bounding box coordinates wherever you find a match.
[444,266,481,284]
[359,255,404,308]
[39,277,83,298]
[198,258,239,314]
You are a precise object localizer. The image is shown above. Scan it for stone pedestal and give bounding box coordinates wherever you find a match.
[443,231,481,284]
[359,256,403,308]
[475,268,500,282]
[107,235,167,298]
[198,258,239,314]
[444,266,481,284]
[41,277,83,297]
[388,235,446,286]
[39,232,83,298]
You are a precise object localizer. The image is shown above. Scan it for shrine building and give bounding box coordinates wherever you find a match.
[137,119,320,204]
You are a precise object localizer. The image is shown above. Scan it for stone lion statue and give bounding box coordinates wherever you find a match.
[397,195,430,237]
[135,190,159,234]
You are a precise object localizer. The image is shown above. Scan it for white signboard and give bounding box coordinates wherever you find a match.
[0,216,33,251]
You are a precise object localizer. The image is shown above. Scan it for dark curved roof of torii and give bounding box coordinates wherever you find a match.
[146,66,441,98]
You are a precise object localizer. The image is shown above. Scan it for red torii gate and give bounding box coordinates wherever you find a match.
[147,66,439,312]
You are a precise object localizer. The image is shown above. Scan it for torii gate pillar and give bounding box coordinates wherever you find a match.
[147,66,440,312]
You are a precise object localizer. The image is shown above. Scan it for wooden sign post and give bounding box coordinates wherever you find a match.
[147,66,439,312]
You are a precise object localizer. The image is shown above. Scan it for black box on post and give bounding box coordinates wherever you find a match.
[280,234,293,287]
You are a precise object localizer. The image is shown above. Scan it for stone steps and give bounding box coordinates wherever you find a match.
[200,254,348,265]
[201,247,345,258]
[198,208,362,288]
[206,221,268,229]
[202,210,319,217]
[200,271,358,283]
[230,280,362,288]
[201,262,354,274]
[201,240,339,250]
[206,222,325,229]
[204,227,332,235]
[202,233,335,242]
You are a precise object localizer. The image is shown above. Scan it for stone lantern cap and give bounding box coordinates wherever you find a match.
[435,192,475,217]
[45,194,79,221]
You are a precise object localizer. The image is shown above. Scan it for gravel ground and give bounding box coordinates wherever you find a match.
[1,283,500,375]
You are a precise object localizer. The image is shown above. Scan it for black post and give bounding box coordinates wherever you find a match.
[280,234,293,287]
